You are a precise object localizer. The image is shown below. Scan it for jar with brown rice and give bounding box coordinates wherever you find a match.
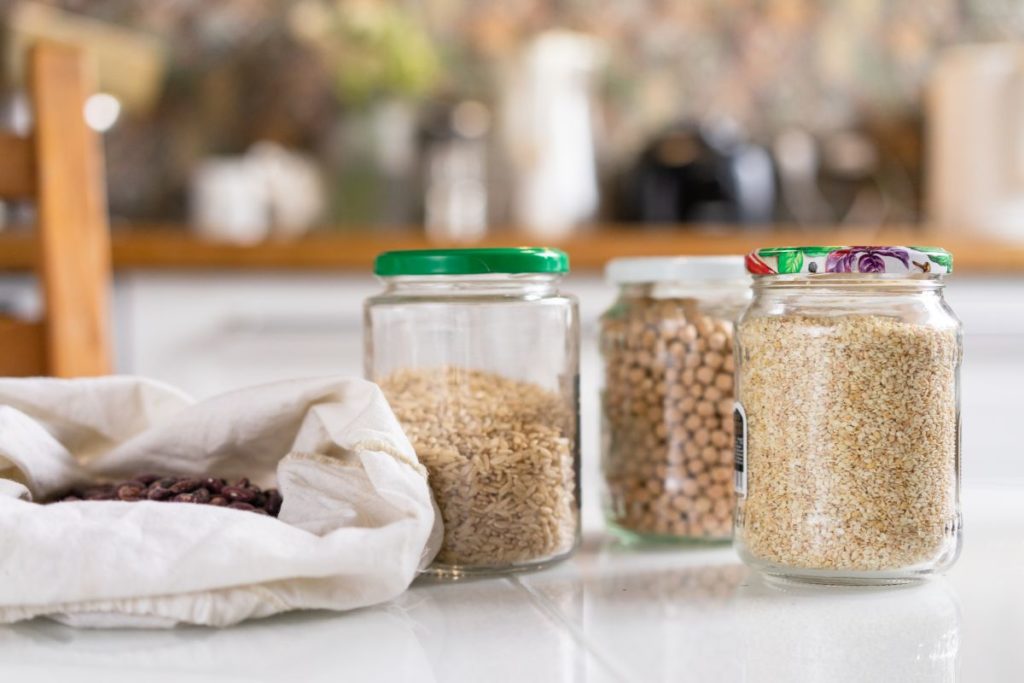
[600,256,750,542]
[365,248,579,578]
[734,245,962,585]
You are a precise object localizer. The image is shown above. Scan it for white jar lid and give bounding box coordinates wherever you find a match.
[605,256,749,284]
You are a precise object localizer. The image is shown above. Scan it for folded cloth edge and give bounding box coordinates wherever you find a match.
[0,583,291,628]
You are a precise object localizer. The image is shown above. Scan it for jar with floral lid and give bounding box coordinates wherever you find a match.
[734,246,962,585]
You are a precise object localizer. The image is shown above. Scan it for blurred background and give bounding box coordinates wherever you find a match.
[1,0,1023,490]
[3,0,1024,236]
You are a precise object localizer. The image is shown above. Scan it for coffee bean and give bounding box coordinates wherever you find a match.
[222,486,255,503]
[227,502,256,511]
[147,486,173,501]
[265,490,283,516]
[201,477,225,494]
[116,483,146,501]
[169,478,201,495]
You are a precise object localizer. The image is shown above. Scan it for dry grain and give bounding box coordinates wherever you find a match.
[735,314,959,571]
[379,366,577,568]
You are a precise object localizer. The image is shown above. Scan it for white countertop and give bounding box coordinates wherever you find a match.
[0,484,1019,683]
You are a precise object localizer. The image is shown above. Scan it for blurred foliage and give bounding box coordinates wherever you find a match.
[5,0,1024,223]
[288,0,441,106]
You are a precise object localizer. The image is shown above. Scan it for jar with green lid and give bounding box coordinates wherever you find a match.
[365,248,580,577]
[734,246,962,585]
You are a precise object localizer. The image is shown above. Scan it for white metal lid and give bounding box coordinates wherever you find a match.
[605,256,749,284]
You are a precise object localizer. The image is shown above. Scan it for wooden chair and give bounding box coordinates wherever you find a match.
[0,41,112,377]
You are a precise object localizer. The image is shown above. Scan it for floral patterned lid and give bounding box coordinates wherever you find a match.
[745,246,953,276]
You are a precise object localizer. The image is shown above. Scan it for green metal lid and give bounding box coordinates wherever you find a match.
[374,247,570,276]
[746,245,953,276]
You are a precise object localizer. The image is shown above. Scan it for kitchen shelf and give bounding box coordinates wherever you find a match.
[0,224,1019,273]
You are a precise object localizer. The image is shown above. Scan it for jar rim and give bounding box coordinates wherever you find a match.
[374,248,569,276]
[752,272,946,291]
[606,255,748,284]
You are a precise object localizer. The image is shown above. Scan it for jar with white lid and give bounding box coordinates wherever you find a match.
[365,248,580,577]
[734,246,962,585]
[600,256,751,542]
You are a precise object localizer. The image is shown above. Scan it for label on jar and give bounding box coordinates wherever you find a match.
[733,403,747,495]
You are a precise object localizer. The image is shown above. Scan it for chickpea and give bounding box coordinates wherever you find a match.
[601,295,738,540]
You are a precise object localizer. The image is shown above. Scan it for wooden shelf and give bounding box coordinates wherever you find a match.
[0,224,1021,273]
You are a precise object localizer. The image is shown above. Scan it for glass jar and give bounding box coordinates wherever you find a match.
[600,257,751,542]
[734,246,962,585]
[365,248,580,578]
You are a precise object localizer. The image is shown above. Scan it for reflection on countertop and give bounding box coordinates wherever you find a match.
[1,485,1021,682]
[517,538,960,683]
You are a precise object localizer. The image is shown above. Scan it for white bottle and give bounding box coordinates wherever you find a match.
[500,31,602,239]
[927,44,1024,239]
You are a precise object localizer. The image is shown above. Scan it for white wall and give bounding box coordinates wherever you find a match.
[113,272,1023,482]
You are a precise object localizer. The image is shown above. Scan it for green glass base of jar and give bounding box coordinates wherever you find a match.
[734,535,962,587]
[606,518,732,546]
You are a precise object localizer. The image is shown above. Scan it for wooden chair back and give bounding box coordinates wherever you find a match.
[0,41,112,377]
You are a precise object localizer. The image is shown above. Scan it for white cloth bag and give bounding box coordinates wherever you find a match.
[0,376,441,627]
